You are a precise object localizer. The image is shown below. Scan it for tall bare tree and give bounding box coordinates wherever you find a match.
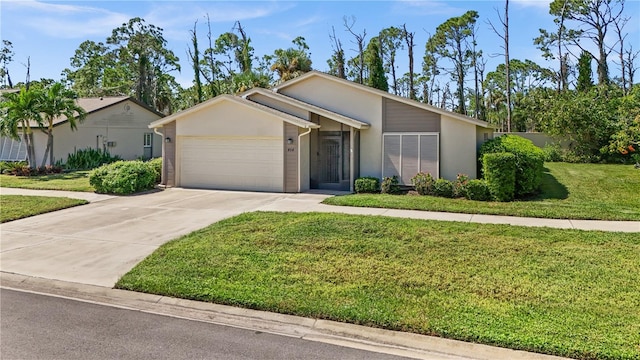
[489,0,512,130]
[402,24,416,100]
[343,16,367,84]
[327,26,346,79]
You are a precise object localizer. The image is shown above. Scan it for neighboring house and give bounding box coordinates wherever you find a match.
[150,71,494,193]
[0,96,164,164]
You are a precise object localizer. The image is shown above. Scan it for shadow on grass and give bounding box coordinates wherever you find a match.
[526,168,569,201]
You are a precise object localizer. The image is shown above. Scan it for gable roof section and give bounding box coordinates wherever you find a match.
[149,94,320,129]
[241,88,370,130]
[274,70,495,129]
[26,96,164,127]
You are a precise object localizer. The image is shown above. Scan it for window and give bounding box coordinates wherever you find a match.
[143,133,153,148]
[382,133,439,185]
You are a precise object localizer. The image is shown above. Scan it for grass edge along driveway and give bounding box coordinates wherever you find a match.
[323,163,640,221]
[116,212,640,360]
[0,171,93,192]
[0,195,88,223]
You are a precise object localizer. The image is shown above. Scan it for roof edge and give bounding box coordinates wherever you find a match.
[274,71,494,129]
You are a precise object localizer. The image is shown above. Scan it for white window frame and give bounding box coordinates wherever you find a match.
[382,132,440,183]
[143,133,153,148]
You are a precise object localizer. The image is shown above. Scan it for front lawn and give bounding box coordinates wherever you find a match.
[117,212,640,360]
[323,163,640,220]
[0,171,93,192]
[0,195,87,222]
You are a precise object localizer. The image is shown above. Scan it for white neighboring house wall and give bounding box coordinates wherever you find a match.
[33,99,162,165]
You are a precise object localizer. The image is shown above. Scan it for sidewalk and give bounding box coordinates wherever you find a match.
[0,187,115,202]
[2,187,638,232]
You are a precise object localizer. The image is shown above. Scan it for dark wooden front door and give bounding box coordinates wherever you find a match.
[317,132,349,190]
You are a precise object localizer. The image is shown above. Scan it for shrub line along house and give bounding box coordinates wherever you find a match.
[150,71,495,193]
[0,96,164,164]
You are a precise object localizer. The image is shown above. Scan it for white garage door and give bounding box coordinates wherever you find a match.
[179,137,283,192]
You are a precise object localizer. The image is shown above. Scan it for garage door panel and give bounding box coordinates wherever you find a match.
[179,137,283,192]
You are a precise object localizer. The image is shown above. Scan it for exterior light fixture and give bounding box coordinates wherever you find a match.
[165,137,172,143]
[287,138,294,145]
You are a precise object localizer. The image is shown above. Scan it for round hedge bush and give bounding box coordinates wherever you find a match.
[433,178,454,198]
[464,179,491,201]
[479,134,545,197]
[89,160,158,195]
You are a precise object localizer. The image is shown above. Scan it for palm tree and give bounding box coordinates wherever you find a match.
[271,37,312,83]
[0,87,43,168]
[38,82,86,166]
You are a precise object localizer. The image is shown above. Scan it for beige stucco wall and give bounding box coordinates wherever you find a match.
[440,116,478,180]
[34,100,162,165]
[476,127,494,150]
[279,77,382,178]
[176,100,283,138]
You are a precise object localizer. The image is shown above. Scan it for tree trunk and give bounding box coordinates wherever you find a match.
[403,25,416,100]
[505,0,512,132]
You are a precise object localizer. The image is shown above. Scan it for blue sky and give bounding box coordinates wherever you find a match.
[1,0,638,88]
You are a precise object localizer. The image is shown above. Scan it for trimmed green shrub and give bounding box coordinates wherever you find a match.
[65,148,122,170]
[453,173,470,198]
[148,157,162,183]
[464,179,491,201]
[542,143,563,162]
[381,175,400,194]
[483,152,516,202]
[354,176,380,193]
[480,135,545,197]
[89,160,157,195]
[433,178,454,198]
[411,172,435,195]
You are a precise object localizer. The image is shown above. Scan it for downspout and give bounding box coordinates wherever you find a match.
[298,126,312,192]
[153,127,165,186]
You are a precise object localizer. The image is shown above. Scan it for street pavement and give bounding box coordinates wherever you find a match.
[0,186,630,360]
[1,288,412,360]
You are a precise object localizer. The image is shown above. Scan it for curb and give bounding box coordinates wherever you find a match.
[0,272,568,360]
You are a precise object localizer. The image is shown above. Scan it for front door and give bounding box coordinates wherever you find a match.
[317,132,349,190]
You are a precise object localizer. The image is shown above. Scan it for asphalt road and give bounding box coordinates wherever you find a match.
[0,289,410,360]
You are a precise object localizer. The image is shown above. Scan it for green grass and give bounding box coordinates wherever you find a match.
[117,212,640,360]
[324,163,640,220]
[0,171,93,192]
[0,195,87,222]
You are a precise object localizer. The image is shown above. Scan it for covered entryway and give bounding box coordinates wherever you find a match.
[309,113,366,192]
[317,131,350,190]
[178,137,283,192]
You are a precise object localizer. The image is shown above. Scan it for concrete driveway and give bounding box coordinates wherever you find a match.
[0,188,332,287]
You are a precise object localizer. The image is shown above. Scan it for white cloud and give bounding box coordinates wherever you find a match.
[511,0,552,10]
[3,0,131,39]
[391,0,464,16]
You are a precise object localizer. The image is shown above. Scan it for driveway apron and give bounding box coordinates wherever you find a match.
[0,189,331,287]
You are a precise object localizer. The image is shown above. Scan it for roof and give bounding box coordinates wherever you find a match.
[241,88,370,130]
[148,94,320,129]
[273,70,496,129]
[0,89,19,95]
[26,96,164,127]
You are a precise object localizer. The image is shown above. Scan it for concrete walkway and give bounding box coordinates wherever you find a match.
[0,187,618,360]
[2,187,639,233]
